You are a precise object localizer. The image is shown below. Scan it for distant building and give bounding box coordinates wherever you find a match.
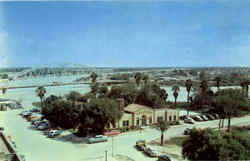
[106,101,180,129]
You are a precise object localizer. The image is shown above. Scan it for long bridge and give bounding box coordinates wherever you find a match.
[3,80,128,90]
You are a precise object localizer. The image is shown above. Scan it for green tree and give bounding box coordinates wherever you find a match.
[215,89,247,132]
[66,91,81,107]
[90,82,99,94]
[2,74,8,79]
[159,121,170,146]
[160,89,168,105]
[142,74,149,84]
[182,128,250,161]
[185,79,192,116]
[134,72,142,86]
[98,85,109,98]
[200,80,208,107]
[172,85,180,106]
[2,87,7,95]
[214,76,222,91]
[35,86,46,109]
[182,128,221,161]
[90,72,98,83]
[85,98,123,134]
[240,80,249,97]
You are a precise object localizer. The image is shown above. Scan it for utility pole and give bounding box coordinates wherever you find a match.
[105,150,108,161]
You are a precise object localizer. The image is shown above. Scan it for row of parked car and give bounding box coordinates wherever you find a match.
[183,113,220,124]
[135,140,174,161]
[20,109,63,138]
[20,109,110,141]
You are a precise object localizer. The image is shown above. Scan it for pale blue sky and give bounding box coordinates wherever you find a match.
[0,0,250,67]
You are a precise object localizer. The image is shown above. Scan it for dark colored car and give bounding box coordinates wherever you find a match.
[183,128,192,135]
[144,147,158,157]
[158,154,173,161]
[135,140,146,151]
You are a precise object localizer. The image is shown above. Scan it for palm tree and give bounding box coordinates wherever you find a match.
[35,86,46,109]
[185,79,192,103]
[214,76,221,91]
[246,81,249,98]
[159,120,170,146]
[241,80,249,97]
[172,85,180,106]
[98,85,109,98]
[142,74,149,84]
[134,72,142,86]
[90,72,97,83]
[185,79,192,116]
[200,80,208,107]
[66,91,81,107]
[2,87,7,95]
[160,89,168,105]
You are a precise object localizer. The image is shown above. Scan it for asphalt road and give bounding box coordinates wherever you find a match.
[3,110,250,161]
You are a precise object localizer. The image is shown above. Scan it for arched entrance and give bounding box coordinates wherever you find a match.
[142,115,147,126]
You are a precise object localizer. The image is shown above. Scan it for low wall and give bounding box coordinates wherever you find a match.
[0,132,20,161]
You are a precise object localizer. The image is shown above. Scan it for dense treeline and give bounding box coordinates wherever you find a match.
[182,128,250,161]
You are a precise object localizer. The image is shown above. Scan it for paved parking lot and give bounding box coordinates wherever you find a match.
[3,110,250,161]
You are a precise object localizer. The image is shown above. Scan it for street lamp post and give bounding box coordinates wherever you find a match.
[105,150,108,161]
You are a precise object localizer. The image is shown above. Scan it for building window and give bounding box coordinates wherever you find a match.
[169,116,172,122]
[174,115,176,121]
[149,116,152,124]
[157,116,163,123]
[122,120,129,127]
[136,118,139,126]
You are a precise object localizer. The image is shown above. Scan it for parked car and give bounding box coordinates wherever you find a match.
[203,114,215,120]
[211,113,220,119]
[179,115,188,120]
[199,115,209,121]
[37,123,50,130]
[144,147,158,157]
[30,108,40,113]
[191,115,203,121]
[184,128,192,135]
[158,154,173,161]
[135,140,146,151]
[31,118,42,125]
[33,120,49,127]
[27,114,41,121]
[22,112,32,118]
[48,130,63,138]
[88,135,108,144]
[184,118,195,124]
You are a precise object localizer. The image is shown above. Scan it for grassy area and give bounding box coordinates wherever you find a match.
[231,125,250,137]
[164,136,188,146]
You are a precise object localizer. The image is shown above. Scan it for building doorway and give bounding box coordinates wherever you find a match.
[142,115,147,126]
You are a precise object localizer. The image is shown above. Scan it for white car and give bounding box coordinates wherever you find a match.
[88,135,108,144]
[48,130,62,138]
[184,118,195,124]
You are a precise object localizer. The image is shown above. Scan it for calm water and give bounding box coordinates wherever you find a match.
[0,76,246,109]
